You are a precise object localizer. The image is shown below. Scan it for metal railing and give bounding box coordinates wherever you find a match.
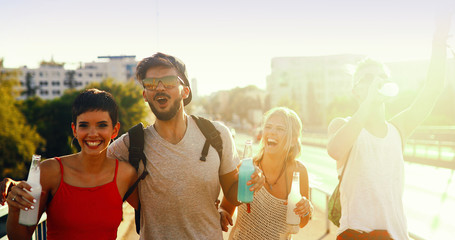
[302,133,455,170]
[309,185,331,240]
[0,205,47,240]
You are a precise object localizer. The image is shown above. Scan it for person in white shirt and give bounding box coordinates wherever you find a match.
[326,14,452,240]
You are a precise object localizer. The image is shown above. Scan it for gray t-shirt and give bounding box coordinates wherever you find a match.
[108,116,239,240]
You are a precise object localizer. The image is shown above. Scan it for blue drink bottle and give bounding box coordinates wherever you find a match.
[238,140,255,205]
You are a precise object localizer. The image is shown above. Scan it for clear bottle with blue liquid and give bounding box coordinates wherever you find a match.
[237,140,255,205]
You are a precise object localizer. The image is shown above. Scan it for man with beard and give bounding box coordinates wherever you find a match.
[107,52,265,239]
[0,52,264,239]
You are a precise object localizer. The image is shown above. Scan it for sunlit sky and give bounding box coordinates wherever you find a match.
[1,0,454,95]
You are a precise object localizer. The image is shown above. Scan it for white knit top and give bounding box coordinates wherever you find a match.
[229,187,299,240]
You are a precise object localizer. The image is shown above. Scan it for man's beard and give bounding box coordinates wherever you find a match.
[149,95,182,121]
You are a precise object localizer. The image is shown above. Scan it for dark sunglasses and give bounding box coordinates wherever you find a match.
[142,75,185,91]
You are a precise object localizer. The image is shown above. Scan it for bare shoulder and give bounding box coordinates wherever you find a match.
[295,160,308,177]
[328,117,349,135]
[40,158,61,176]
[39,158,62,190]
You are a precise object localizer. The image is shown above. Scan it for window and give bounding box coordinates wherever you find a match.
[88,73,93,77]
[52,90,61,95]
[39,81,48,86]
[40,90,49,95]
[78,73,82,77]
[51,81,60,86]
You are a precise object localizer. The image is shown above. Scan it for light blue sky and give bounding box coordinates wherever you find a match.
[1,0,453,95]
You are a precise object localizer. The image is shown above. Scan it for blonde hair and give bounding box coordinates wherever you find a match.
[254,107,303,165]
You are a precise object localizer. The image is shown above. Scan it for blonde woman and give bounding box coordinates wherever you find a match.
[220,107,313,239]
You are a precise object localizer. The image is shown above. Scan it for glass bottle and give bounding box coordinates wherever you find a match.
[19,155,42,226]
[286,171,301,225]
[237,140,255,204]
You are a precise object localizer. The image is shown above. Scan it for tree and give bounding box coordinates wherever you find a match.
[0,68,44,179]
[88,78,149,135]
[65,70,77,90]
[21,72,40,97]
[220,86,264,125]
[326,95,358,126]
[20,90,79,157]
[306,81,322,126]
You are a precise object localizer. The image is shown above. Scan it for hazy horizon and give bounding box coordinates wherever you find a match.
[1,0,454,95]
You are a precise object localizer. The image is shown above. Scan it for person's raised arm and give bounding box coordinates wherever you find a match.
[391,13,452,139]
[327,78,384,167]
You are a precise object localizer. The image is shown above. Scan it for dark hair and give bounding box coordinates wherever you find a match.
[72,88,118,126]
[136,52,192,105]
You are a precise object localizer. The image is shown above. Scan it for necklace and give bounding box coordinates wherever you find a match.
[260,160,287,190]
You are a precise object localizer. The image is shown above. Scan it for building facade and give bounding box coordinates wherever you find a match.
[12,55,138,100]
[267,54,365,128]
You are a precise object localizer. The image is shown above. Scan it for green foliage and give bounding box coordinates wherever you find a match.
[305,81,322,126]
[21,72,39,97]
[0,70,44,179]
[87,78,149,135]
[326,95,358,125]
[65,70,77,90]
[19,91,77,158]
[222,86,264,125]
[277,95,302,117]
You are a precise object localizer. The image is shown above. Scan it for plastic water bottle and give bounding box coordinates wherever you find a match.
[286,171,301,225]
[19,155,42,226]
[378,82,399,97]
[237,140,255,204]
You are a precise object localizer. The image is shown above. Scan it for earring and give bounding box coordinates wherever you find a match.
[70,137,77,149]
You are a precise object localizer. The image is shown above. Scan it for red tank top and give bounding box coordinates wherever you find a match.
[46,157,123,240]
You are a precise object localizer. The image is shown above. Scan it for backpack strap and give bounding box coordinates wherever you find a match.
[123,123,149,202]
[191,115,223,161]
[122,123,149,234]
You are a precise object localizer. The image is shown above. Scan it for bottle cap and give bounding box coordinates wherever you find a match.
[378,82,399,97]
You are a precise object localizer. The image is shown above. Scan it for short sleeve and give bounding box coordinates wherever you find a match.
[213,121,240,176]
[107,133,130,163]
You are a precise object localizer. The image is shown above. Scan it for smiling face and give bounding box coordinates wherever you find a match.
[72,110,120,156]
[142,66,190,121]
[256,107,303,163]
[263,114,288,156]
